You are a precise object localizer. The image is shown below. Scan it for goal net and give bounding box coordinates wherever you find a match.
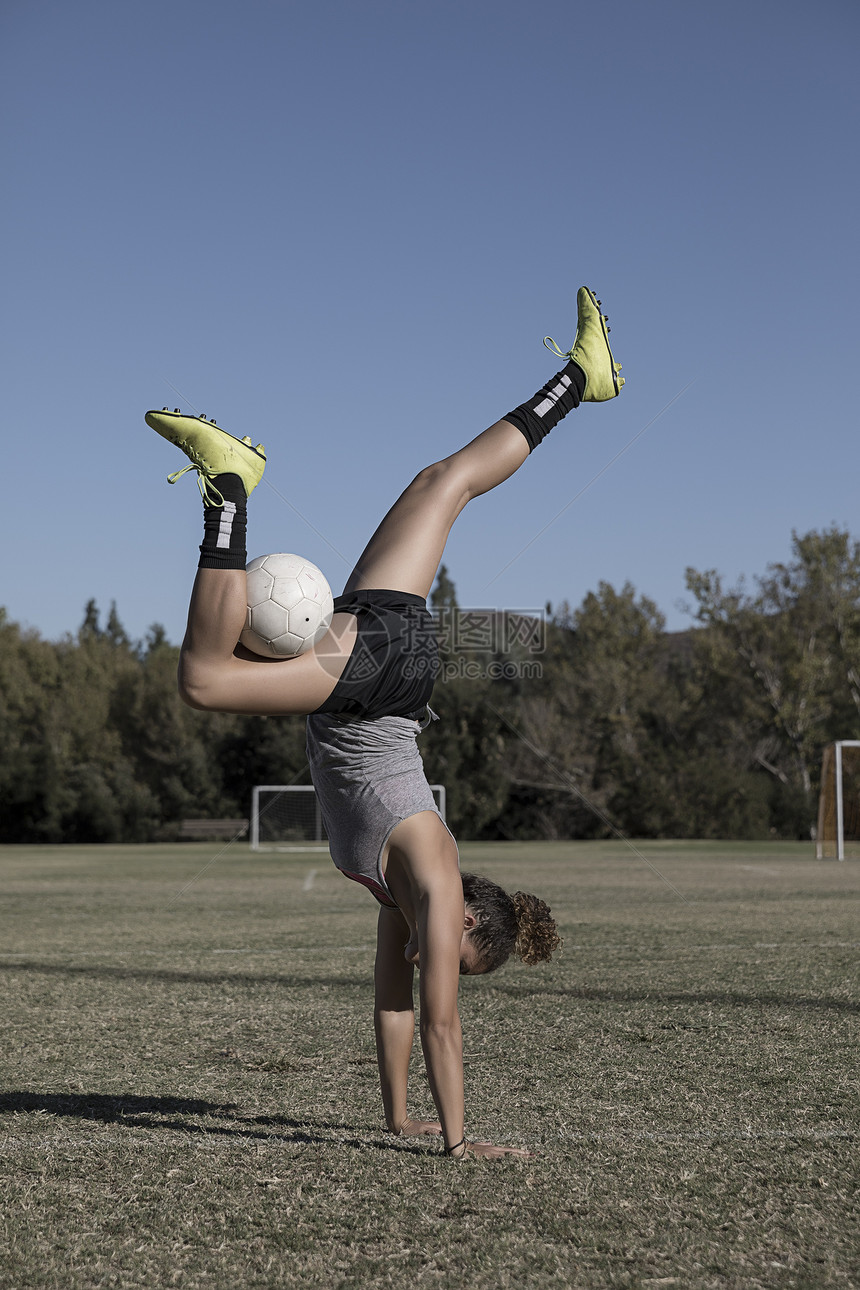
[816,741,860,859]
[250,784,447,852]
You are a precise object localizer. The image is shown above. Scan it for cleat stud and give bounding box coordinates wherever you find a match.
[174,407,180,413]
[256,443,266,454]
[162,406,168,411]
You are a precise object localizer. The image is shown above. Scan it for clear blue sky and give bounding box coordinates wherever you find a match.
[2,0,858,643]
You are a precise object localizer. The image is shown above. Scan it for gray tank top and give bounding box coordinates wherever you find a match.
[305,709,446,907]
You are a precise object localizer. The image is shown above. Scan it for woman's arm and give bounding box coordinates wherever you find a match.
[396,815,534,1160]
[414,867,468,1152]
[382,813,533,1159]
[373,904,440,1137]
[417,884,535,1160]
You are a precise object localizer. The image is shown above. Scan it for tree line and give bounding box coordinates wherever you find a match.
[2,526,857,845]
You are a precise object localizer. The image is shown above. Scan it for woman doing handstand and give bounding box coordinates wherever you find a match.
[147,286,624,1159]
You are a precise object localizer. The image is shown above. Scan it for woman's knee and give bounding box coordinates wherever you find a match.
[177,651,215,710]
[411,457,471,507]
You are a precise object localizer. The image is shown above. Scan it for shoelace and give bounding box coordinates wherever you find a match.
[543,336,573,361]
[167,461,226,508]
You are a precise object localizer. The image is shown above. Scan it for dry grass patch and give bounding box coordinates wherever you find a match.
[0,841,857,1288]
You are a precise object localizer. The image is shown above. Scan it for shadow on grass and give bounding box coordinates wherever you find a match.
[0,960,363,990]
[490,982,860,1013]
[0,1091,429,1154]
[2,959,856,1013]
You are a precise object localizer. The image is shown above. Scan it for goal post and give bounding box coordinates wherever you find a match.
[250,784,447,852]
[816,741,860,860]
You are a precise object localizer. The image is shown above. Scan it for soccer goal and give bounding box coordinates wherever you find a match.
[250,784,447,852]
[816,741,860,859]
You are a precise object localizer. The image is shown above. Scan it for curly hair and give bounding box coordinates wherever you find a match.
[461,872,562,973]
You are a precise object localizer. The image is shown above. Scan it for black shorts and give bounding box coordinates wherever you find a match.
[313,589,439,722]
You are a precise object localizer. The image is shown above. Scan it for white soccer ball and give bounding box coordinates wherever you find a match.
[240,553,334,659]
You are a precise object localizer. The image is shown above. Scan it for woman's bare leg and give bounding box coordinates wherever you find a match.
[178,413,529,711]
[177,568,358,715]
[344,286,623,599]
[144,409,357,717]
[154,287,623,709]
[178,413,529,710]
[344,419,529,599]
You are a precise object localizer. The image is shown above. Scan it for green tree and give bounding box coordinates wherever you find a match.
[685,526,860,836]
[421,568,512,837]
[218,714,310,807]
[79,598,101,640]
[0,610,62,840]
[499,583,738,840]
[430,564,458,613]
[105,601,131,649]
[110,638,241,826]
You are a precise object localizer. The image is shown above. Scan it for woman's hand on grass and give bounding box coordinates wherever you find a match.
[456,1140,535,1160]
[394,1117,443,1138]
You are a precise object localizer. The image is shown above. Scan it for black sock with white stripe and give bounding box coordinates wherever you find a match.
[504,360,586,451]
[198,474,248,570]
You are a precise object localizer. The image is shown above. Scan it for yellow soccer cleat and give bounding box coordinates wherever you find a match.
[544,286,625,401]
[145,408,267,505]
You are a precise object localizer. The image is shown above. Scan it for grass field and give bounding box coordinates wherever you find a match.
[0,840,857,1290]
